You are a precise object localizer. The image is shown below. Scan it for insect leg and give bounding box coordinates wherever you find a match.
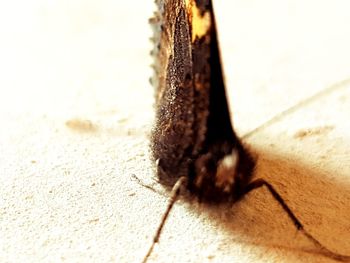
[243,178,350,261]
[142,176,187,263]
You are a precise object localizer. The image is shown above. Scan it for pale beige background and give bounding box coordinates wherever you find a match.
[1,1,350,262]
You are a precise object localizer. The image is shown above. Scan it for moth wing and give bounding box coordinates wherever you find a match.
[151,0,195,184]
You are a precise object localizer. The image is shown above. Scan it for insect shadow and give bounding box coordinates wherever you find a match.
[140,145,350,262]
[187,146,350,262]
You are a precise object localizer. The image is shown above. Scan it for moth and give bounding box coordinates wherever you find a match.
[150,0,254,202]
[144,0,350,261]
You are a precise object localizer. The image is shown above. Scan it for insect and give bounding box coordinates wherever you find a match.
[144,0,350,262]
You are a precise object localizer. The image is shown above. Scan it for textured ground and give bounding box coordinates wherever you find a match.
[1,1,350,262]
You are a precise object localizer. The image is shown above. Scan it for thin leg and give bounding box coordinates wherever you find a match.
[141,176,187,263]
[243,178,350,261]
[131,174,164,196]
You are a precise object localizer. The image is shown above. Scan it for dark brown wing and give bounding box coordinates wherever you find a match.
[150,0,255,201]
[150,0,195,185]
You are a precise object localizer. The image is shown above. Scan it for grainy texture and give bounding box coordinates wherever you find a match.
[1,1,350,262]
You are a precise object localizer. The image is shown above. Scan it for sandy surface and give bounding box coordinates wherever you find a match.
[1,1,350,262]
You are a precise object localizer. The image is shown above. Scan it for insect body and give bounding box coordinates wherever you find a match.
[150,0,254,202]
